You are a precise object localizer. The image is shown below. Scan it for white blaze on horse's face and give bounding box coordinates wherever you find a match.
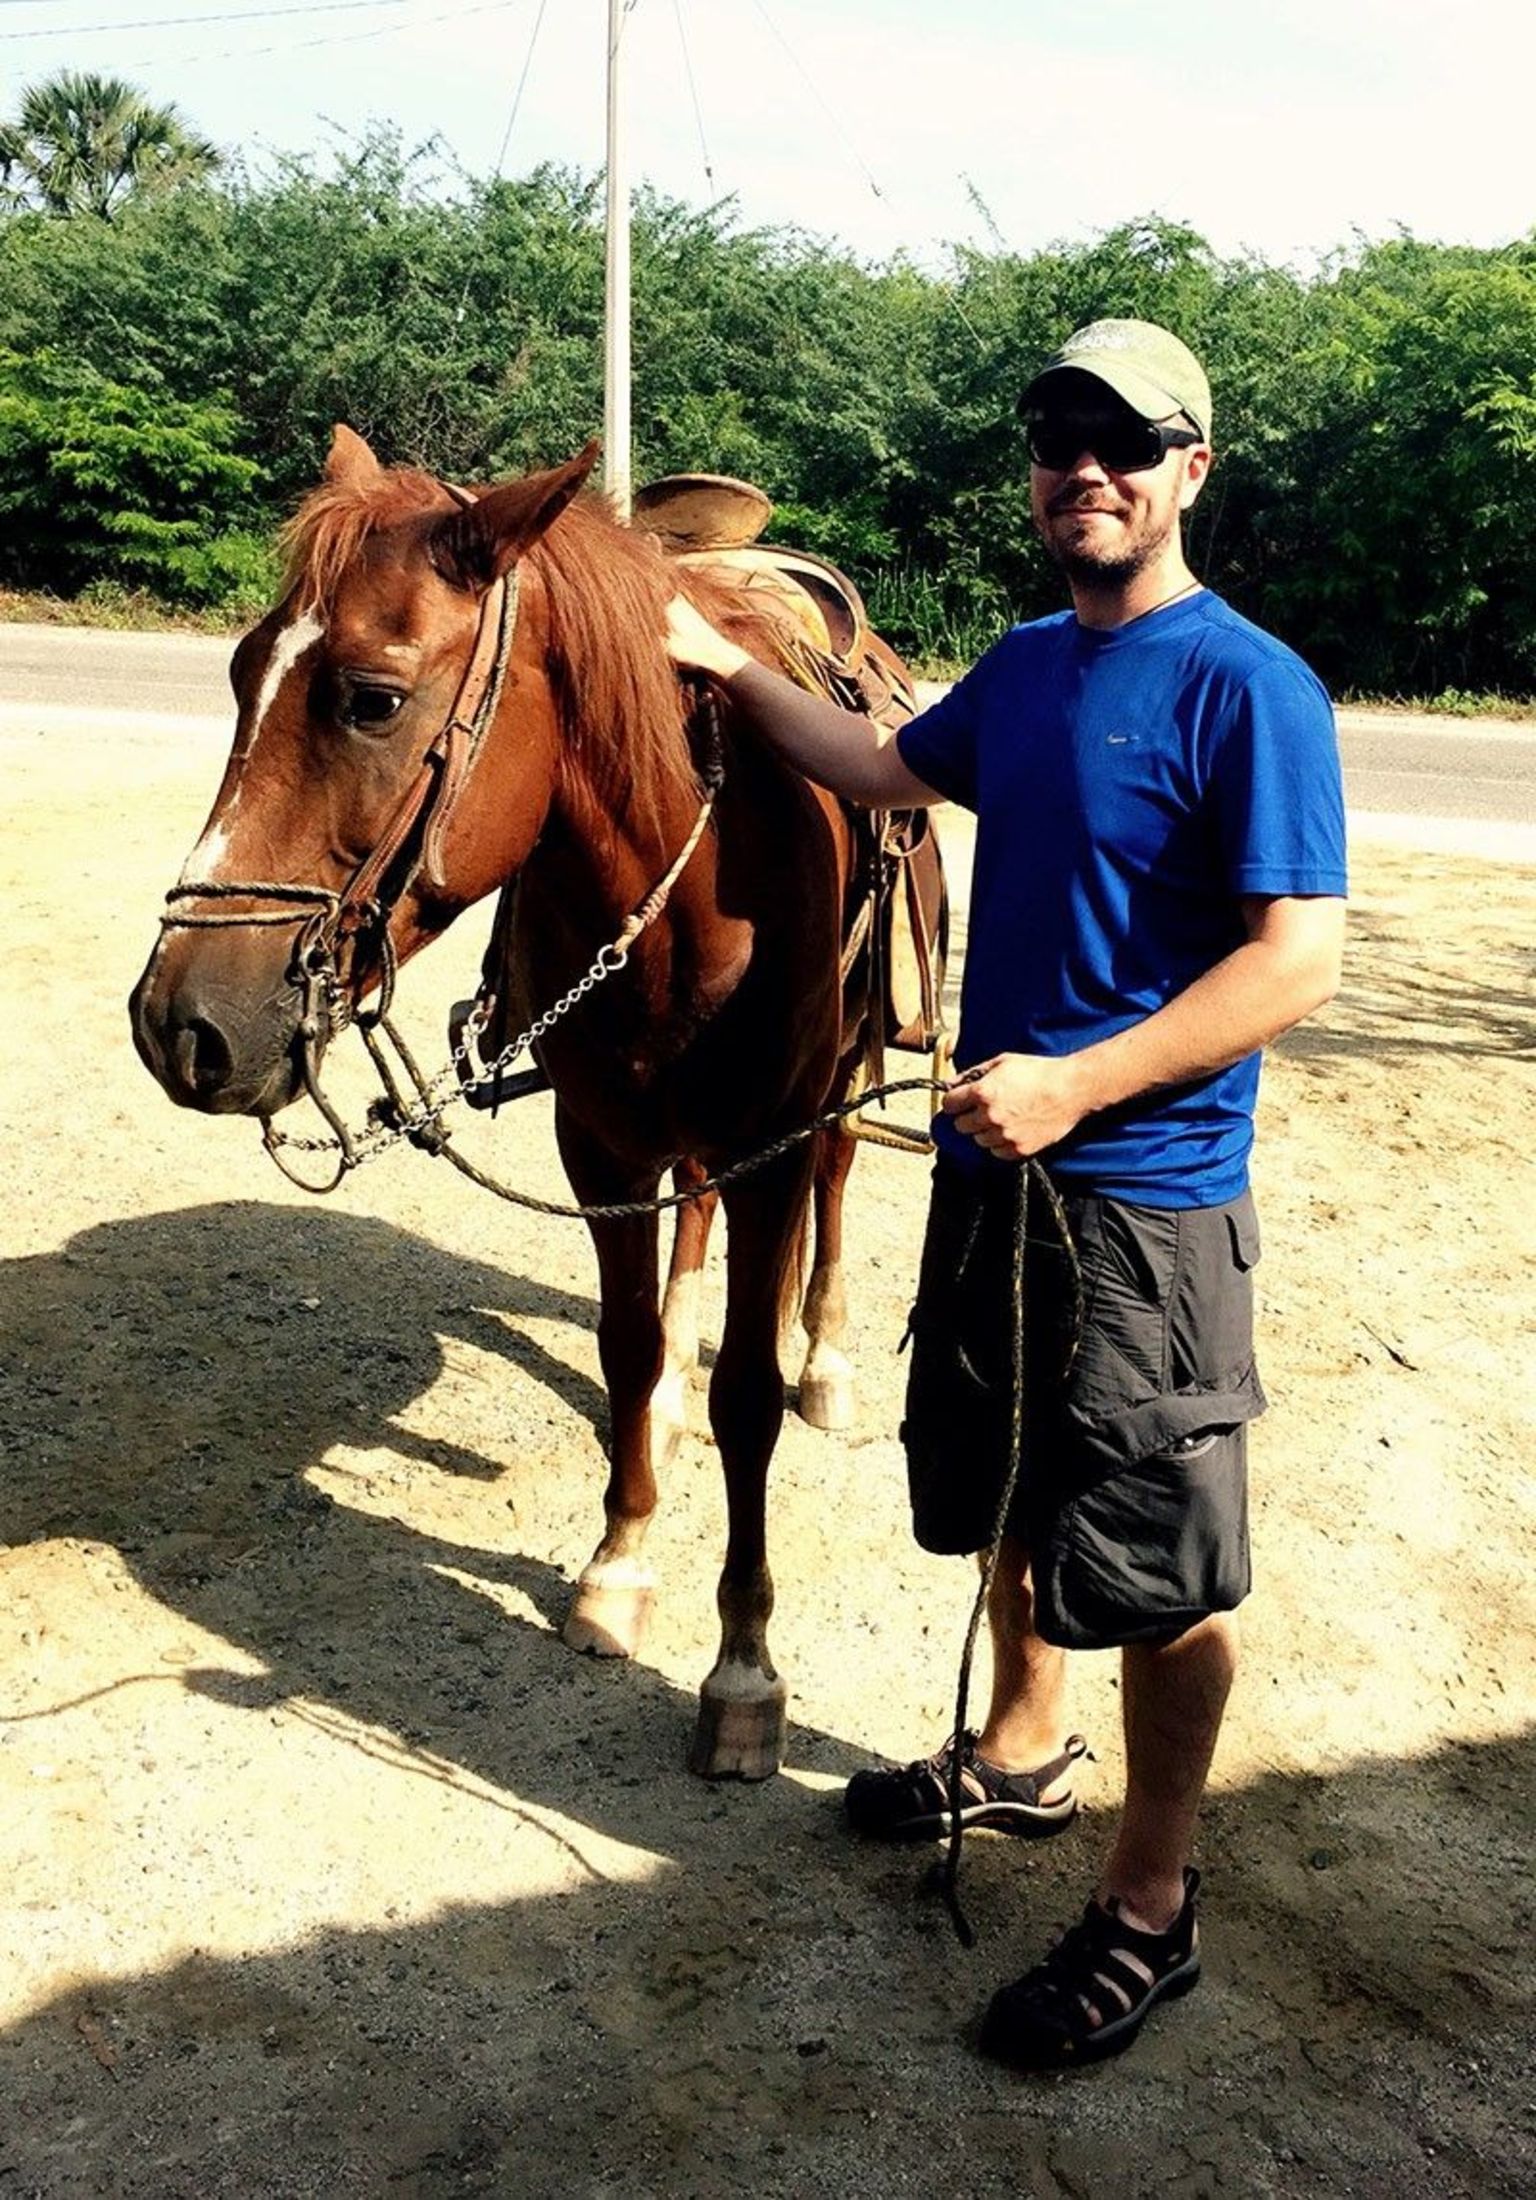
[245,607,325,758]
[180,607,326,884]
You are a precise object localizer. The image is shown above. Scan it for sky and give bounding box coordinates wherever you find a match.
[3,0,1533,270]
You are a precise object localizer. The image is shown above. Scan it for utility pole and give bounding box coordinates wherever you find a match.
[603,0,632,518]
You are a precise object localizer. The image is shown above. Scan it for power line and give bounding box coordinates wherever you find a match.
[743,0,983,351]
[747,0,884,204]
[1,0,414,39]
[121,0,516,67]
[487,0,545,178]
[447,0,547,339]
[671,0,714,195]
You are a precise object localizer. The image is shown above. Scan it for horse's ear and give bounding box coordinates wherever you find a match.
[325,424,384,488]
[431,441,601,590]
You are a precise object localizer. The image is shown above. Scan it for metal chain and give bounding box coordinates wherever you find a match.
[265,938,632,1164]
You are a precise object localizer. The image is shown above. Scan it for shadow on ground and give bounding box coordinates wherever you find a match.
[1,1203,1532,2197]
[1283,902,1536,1064]
[0,1731,1530,2198]
[2,1201,831,1844]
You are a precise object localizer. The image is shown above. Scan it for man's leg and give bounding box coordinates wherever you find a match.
[976,1612,1233,2068]
[843,1539,1086,1840]
[1099,1610,1239,1928]
[975,1535,1074,1798]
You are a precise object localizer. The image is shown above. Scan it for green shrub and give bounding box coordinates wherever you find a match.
[0,346,265,604]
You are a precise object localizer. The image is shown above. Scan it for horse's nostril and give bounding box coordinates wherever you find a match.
[173,1015,234,1098]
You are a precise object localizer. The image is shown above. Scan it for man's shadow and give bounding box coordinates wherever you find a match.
[2,1200,873,1851]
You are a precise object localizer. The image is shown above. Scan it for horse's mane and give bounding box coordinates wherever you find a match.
[280,467,794,831]
[281,466,444,616]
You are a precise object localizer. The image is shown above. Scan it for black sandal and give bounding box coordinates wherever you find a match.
[844,1731,1089,1844]
[979,1867,1202,2069]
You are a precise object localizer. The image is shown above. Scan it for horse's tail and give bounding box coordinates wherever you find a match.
[777,1155,813,1342]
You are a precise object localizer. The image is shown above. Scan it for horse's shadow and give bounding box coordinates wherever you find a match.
[1,1200,871,1854]
[4,1207,1534,2193]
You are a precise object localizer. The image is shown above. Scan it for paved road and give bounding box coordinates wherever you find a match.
[7,624,1535,850]
[0,622,233,730]
[1334,706,1536,830]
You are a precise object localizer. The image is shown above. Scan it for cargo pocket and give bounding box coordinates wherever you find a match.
[1167,1193,1261,1395]
[1037,1192,1264,1649]
[1063,1197,1182,1434]
[1066,1193,1267,1472]
[1035,1423,1252,1650]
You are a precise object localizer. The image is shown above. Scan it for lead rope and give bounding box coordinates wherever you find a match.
[927,1160,1081,1946]
[363,1028,954,1218]
[355,1007,1080,1955]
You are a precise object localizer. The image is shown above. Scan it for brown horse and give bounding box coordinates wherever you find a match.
[130,427,904,1779]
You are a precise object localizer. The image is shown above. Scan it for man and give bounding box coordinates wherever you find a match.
[665,319,1347,2069]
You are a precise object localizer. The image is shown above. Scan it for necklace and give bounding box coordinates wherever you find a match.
[1075,576,1203,635]
[1135,577,1202,621]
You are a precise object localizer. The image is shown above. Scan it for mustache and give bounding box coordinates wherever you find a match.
[1046,489,1127,518]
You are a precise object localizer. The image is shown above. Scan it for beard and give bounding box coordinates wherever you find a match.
[1036,492,1177,587]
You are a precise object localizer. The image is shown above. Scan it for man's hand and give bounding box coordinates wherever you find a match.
[661,589,943,810]
[940,1052,1089,1160]
[940,895,1345,1162]
[664,594,752,682]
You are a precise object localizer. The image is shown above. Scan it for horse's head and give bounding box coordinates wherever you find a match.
[129,428,599,1118]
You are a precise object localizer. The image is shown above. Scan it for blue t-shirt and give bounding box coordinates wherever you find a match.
[896,590,1347,1206]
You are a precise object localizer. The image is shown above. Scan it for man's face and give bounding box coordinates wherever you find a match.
[1027,389,1210,586]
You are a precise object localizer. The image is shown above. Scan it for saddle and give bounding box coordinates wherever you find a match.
[635,474,950,1093]
[634,470,877,687]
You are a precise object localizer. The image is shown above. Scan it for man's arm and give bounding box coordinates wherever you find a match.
[943,894,1346,1159]
[666,595,942,811]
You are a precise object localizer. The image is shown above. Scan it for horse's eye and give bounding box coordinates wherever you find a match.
[342,683,406,731]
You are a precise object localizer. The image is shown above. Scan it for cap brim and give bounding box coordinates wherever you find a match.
[1019,359,1204,435]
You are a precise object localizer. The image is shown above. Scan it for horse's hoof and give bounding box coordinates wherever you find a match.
[687,1671,788,1781]
[797,1367,854,1431]
[564,1571,655,1659]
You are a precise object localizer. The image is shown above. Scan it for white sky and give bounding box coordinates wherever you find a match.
[3,0,1532,269]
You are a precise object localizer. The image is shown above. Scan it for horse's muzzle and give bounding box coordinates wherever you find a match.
[128,936,312,1117]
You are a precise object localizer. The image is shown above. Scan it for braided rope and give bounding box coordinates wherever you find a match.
[431,1074,951,1218]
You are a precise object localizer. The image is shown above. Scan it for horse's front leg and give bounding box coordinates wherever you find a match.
[652,1157,718,1474]
[797,1121,857,1430]
[690,1144,815,1780]
[556,1110,665,1661]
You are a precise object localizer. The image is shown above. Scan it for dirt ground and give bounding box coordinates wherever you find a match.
[2,700,1533,2199]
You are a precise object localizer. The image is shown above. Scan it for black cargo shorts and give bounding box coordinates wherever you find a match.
[900,1158,1266,1650]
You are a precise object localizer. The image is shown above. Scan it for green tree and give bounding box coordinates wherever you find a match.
[0,71,220,219]
[0,348,268,605]
[1,133,1533,692]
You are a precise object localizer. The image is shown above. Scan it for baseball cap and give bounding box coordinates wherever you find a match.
[1019,319,1212,442]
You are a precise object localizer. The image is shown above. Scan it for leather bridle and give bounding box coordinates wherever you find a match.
[164,487,515,967]
[158,487,519,1142]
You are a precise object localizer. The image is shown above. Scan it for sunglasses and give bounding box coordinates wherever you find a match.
[1024,412,1202,475]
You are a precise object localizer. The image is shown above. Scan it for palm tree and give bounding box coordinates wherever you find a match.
[0,71,221,218]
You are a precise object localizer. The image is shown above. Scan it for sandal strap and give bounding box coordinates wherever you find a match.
[965,1730,1091,1807]
[980,1869,1203,2068]
[1027,1871,1201,2029]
